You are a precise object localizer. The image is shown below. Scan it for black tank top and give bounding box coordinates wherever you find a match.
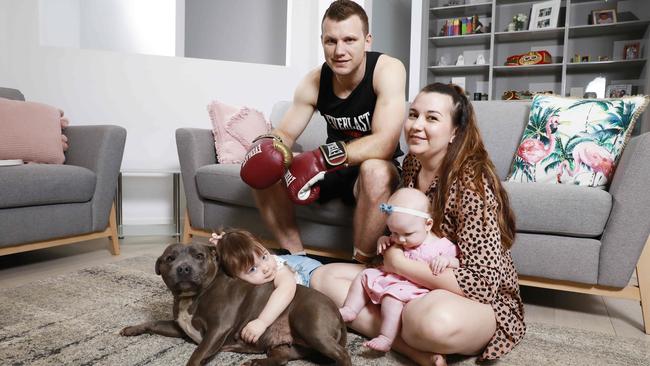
[316,51,403,160]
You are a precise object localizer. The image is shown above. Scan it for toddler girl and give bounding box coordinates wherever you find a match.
[210,228,322,344]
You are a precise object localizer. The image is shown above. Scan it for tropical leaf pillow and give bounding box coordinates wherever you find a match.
[507,94,649,188]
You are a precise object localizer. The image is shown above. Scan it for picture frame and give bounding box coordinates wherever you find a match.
[581,55,590,63]
[623,42,641,60]
[529,0,561,30]
[605,84,632,98]
[592,9,617,25]
[613,39,644,61]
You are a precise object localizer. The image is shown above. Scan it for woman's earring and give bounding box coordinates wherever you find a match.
[449,136,455,144]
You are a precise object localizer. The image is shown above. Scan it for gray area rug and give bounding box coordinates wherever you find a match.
[1,256,649,365]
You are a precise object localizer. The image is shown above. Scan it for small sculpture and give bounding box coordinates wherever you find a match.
[456,54,465,66]
[475,54,486,65]
[438,56,450,66]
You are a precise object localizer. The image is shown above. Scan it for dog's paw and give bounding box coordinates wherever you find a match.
[120,326,144,336]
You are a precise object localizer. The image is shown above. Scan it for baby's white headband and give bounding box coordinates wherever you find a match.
[379,203,431,219]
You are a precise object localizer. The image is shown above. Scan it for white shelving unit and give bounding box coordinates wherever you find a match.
[421,0,650,100]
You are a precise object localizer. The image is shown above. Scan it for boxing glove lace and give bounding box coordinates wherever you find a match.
[240,134,292,189]
[283,141,347,205]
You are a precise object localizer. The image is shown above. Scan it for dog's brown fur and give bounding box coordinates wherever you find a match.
[120,242,351,366]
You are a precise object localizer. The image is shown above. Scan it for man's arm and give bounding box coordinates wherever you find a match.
[271,68,321,149]
[346,55,407,165]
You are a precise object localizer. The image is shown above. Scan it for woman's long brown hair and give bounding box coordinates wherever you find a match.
[421,83,516,249]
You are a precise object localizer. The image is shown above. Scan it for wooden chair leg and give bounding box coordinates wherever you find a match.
[637,235,650,334]
[181,209,192,244]
[108,203,120,255]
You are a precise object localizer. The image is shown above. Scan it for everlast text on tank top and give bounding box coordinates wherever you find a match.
[316,51,403,161]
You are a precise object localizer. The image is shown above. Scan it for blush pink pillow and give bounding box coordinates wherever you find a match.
[207,100,271,164]
[0,98,67,164]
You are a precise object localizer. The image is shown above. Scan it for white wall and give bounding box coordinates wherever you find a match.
[38,0,80,48]
[79,0,177,57]
[184,0,287,65]
[0,0,320,226]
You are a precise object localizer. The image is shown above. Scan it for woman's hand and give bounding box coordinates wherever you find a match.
[382,245,405,275]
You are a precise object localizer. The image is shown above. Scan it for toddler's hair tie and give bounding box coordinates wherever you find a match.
[379,203,431,219]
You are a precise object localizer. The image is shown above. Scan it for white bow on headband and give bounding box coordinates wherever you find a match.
[379,203,431,219]
[209,232,225,246]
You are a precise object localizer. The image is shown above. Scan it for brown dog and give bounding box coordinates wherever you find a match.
[120,242,351,366]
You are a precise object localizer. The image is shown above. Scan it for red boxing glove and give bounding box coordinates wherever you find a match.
[240,134,292,189]
[283,141,348,205]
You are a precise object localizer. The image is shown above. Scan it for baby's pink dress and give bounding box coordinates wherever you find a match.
[362,237,458,304]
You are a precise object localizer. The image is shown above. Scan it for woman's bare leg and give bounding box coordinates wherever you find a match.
[401,289,496,356]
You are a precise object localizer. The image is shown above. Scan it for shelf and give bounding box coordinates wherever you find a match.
[494,27,565,42]
[493,63,562,75]
[421,0,649,100]
[431,2,493,18]
[430,33,491,46]
[428,64,490,75]
[569,20,650,38]
[495,0,541,4]
[566,58,647,72]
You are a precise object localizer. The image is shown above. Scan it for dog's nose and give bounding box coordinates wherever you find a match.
[177,263,193,276]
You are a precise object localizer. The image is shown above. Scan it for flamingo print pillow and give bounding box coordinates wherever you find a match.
[508,94,649,188]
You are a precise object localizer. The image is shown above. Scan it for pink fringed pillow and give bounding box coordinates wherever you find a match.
[207,100,271,164]
[0,98,69,164]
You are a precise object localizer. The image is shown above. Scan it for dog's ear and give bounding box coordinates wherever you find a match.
[155,256,162,276]
[206,243,218,259]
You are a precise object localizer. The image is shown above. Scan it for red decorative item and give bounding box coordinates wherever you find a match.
[505,50,552,66]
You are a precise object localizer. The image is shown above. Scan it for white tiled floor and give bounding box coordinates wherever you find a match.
[1,236,648,341]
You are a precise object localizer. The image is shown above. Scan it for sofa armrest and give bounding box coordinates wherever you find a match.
[599,132,650,287]
[64,125,127,231]
[176,128,217,229]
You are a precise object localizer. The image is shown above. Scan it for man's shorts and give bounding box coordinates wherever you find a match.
[316,161,401,206]
[317,165,360,205]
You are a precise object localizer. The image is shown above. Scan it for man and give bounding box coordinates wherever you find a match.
[241,0,406,263]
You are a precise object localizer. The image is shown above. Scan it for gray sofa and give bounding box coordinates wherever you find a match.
[176,100,649,333]
[0,88,126,256]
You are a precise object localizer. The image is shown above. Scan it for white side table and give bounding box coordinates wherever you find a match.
[114,169,181,241]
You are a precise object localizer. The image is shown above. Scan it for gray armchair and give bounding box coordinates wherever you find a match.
[0,88,126,256]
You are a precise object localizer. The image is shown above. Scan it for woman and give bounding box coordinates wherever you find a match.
[311,83,525,365]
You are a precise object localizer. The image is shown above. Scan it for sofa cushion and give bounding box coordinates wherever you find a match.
[472,101,529,180]
[507,94,649,187]
[504,181,611,237]
[0,164,96,209]
[208,100,271,164]
[196,163,354,226]
[511,233,600,284]
[0,98,69,164]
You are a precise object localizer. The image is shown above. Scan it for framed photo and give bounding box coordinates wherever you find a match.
[623,42,641,60]
[581,55,590,63]
[613,39,643,60]
[605,84,632,98]
[529,0,561,30]
[592,9,617,24]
